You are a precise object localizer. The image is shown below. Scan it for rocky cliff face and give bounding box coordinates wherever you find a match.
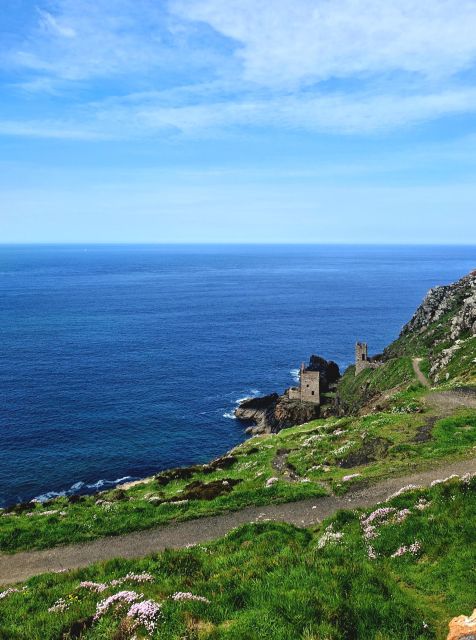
[234,393,322,434]
[392,270,476,383]
[402,270,476,340]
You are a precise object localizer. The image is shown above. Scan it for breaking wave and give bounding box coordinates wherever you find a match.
[34,476,135,503]
[290,368,300,383]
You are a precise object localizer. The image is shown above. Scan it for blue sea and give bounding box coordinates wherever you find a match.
[1,244,475,507]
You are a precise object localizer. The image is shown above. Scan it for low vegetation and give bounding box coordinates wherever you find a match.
[1,475,475,639]
[336,356,417,414]
[2,388,476,553]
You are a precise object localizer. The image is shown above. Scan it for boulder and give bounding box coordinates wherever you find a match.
[447,609,476,640]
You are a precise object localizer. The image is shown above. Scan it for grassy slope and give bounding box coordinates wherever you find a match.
[3,394,476,553]
[1,476,475,640]
[336,356,417,414]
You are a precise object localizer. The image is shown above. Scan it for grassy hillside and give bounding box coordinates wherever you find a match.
[1,476,475,639]
[336,356,417,414]
[3,396,476,553]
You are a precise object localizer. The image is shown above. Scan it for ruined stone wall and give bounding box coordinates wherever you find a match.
[300,370,320,404]
[287,387,302,401]
[355,342,369,375]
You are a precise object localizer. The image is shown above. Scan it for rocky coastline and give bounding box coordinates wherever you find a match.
[234,355,340,434]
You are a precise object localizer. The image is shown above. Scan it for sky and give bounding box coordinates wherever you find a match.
[1,0,476,244]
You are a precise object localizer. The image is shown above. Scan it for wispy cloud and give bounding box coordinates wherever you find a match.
[2,0,476,138]
[172,0,476,86]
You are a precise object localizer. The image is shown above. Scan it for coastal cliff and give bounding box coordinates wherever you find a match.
[384,270,476,384]
[234,393,321,434]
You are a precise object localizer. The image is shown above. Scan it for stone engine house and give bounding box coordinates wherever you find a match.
[287,363,320,405]
[355,342,381,376]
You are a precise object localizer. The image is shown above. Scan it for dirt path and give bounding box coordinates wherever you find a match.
[2,457,476,586]
[412,357,430,388]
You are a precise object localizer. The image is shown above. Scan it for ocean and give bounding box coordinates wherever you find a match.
[1,244,474,507]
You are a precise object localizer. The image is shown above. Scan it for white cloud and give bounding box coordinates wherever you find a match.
[173,0,476,86]
[4,85,473,140]
[2,0,476,137]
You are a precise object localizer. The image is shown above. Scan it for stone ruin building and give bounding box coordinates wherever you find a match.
[355,342,381,375]
[285,355,340,405]
[286,363,321,404]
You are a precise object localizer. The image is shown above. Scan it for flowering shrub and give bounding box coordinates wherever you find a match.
[415,498,431,511]
[171,591,211,603]
[332,441,355,457]
[94,591,142,621]
[386,484,422,501]
[394,508,412,523]
[79,572,154,593]
[317,525,343,549]
[430,474,460,487]
[0,586,26,600]
[48,597,70,613]
[127,600,162,633]
[391,541,422,558]
[360,507,396,540]
[79,581,108,593]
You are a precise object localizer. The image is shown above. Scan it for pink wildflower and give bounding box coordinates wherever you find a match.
[94,591,142,621]
[394,508,411,523]
[48,597,69,613]
[415,498,430,511]
[386,484,422,501]
[171,592,211,604]
[391,541,422,558]
[79,581,107,593]
[127,600,162,633]
[430,474,459,487]
[367,545,377,560]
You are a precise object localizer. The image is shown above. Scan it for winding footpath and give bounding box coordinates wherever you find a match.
[2,456,476,586]
[412,358,431,388]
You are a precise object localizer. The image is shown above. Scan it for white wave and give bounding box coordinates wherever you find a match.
[290,368,300,383]
[33,475,135,503]
[223,411,237,420]
[235,389,261,405]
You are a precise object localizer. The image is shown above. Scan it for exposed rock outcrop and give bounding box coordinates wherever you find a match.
[307,355,340,391]
[402,270,476,340]
[385,270,476,383]
[234,355,340,434]
[447,608,476,640]
[234,393,321,434]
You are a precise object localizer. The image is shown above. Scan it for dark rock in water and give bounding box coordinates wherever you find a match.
[234,393,280,433]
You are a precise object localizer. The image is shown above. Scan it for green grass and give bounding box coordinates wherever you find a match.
[336,357,418,414]
[1,476,475,639]
[3,396,476,554]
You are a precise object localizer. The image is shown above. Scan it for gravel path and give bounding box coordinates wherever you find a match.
[1,456,476,586]
[412,358,430,388]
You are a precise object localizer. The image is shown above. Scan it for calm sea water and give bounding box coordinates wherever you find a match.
[1,244,475,507]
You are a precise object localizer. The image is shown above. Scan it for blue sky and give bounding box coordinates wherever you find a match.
[1,0,476,243]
